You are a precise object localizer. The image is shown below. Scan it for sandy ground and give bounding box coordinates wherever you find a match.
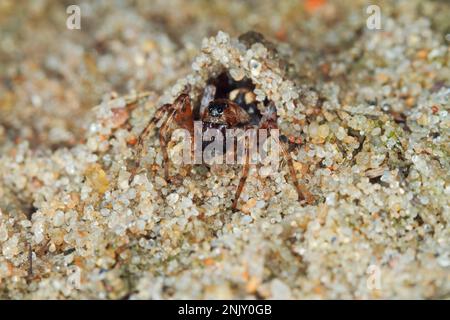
[0,0,449,299]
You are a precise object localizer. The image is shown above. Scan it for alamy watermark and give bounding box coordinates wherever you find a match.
[66,5,81,30]
[169,122,281,172]
[66,4,383,32]
[366,5,382,30]
[366,264,382,291]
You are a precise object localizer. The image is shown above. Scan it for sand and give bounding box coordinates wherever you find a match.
[0,0,449,299]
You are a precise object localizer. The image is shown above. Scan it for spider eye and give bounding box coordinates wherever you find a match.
[208,101,227,117]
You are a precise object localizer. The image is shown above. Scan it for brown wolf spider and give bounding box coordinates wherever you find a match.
[129,73,314,211]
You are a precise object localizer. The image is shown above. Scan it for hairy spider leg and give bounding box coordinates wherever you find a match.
[279,140,315,204]
[129,94,194,183]
[232,103,314,209]
[260,103,314,205]
[232,134,251,211]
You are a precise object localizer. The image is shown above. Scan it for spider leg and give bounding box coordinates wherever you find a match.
[129,103,174,183]
[279,141,314,204]
[181,137,195,178]
[232,136,251,211]
[138,104,174,157]
[130,94,195,184]
[158,116,173,181]
[171,94,195,180]
[260,102,314,205]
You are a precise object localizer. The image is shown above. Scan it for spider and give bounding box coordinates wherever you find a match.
[129,73,314,211]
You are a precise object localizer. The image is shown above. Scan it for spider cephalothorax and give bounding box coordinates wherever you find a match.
[129,73,314,210]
